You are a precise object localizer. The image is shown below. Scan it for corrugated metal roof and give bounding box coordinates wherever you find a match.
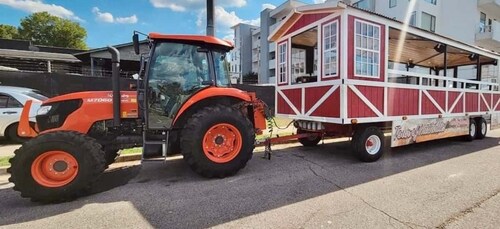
[0,49,81,63]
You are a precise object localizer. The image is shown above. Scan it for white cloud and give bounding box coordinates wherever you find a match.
[92,7,113,23]
[150,0,246,12]
[196,6,259,41]
[0,0,83,21]
[262,3,276,10]
[116,15,138,24]
[92,7,138,24]
[313,0,326,3]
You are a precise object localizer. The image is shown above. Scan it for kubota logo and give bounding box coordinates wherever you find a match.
[86,98,113,103]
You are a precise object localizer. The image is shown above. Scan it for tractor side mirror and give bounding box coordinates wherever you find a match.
[133,34,140,55]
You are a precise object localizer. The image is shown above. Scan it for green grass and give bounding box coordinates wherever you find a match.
[0,156,12,167]
[120,147,142,155]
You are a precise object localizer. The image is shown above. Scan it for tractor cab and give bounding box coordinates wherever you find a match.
[134,33,234,130]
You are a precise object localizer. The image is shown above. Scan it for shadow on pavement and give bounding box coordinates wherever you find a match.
[0,135,498,228]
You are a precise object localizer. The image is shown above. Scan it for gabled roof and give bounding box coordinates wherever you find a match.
[268,1,346,42]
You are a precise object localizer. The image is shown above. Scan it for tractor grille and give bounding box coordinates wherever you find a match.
[36,99,82,132]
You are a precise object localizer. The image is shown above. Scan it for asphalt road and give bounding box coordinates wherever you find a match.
[0,131,499,228]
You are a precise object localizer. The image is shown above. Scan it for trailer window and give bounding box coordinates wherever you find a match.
[323,20,339,78]
[354,20,381,78]
[278,42,288,84]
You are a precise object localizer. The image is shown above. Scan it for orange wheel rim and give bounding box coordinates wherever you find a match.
[202,123,243,163]
[31,151,79,188]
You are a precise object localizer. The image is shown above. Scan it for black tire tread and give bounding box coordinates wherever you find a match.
[8,131,107,203]
[352,126,384,162]
[181,105,254,178]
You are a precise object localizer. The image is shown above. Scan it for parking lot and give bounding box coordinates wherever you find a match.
[0,130,499,228]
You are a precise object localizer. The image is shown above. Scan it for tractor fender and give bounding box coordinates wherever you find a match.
[172,87,267,132]
[173,87,253,124]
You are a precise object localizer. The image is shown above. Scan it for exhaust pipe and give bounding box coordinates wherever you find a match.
[107,46,121,127]
[207,0,215,36]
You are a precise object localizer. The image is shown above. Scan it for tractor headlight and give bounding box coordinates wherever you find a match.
[37,105,52,115]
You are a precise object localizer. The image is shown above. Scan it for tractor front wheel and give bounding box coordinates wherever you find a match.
[181,105,255,178]
[8,131,106,203]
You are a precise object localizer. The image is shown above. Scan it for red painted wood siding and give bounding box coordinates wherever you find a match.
[277,93,295,115]
[448,92,463,113]
[284,13,330,36]
[465,93,479,113]
[480,94,491,112]
[347,15,386,82]
[311,89,341,118]
[387,88,419,116]
[348,88,377,118]
[495,94,500,111]
[305,86,331,112]
[422,90,445,114]
[282,88,302,113]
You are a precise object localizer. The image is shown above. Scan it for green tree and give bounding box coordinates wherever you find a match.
[18,12,88,49]
[0,24,19,39]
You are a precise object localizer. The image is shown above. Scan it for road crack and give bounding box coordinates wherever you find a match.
[436,188,500,229]
[295,154,427,229]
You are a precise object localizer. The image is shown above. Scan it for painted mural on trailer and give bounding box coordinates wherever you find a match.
[391,117,469,147]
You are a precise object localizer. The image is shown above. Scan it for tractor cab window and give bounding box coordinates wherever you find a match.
[147,42,210,129]
[213,51,231,87]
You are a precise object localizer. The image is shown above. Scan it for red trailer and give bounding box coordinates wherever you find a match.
[268,2,500,161]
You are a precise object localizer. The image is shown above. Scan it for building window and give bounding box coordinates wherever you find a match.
[278,42,288,84]
[479,12,487,33]
[353,0,375,11]
[354,20,381,78]
[409,11,416,26]
[423,0,437,5]
[389,0,397,8]
[323,20,339,77]
[421,12,436,32]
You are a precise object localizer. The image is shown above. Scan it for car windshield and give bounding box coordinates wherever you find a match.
[23,90,49,101]
[213,51,231,87]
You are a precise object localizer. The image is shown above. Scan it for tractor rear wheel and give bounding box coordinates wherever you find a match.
[181,105,255,178]
[8,131,106,203]
[104,149,120,166]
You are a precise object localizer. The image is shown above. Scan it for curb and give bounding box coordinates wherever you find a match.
[0,166,9,175]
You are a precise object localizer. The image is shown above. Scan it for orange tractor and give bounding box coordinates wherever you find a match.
[8,32,268,202]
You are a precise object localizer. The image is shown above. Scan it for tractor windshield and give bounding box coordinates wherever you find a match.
[213,51,231,87]
[147,42,210,129]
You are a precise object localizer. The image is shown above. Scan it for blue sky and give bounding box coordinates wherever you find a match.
[0,0,322,49]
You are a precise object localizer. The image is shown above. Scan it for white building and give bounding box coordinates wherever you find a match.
[231,0,500,84]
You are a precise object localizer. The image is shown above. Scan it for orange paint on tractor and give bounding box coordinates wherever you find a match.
[173,87,267,133]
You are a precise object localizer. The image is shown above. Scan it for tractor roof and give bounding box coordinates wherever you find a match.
[149,33,233,50]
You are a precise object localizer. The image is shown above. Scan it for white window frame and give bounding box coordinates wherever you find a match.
[354,19,381,79]
[322,20,339,78]
[278,41,288,84]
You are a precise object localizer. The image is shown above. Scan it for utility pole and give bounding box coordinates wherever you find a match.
[207,0,215,36]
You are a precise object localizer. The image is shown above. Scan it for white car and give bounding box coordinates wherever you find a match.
[0,86,47,143]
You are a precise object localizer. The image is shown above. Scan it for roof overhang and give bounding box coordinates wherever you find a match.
[0,49,81,63]
[268,1,347,42]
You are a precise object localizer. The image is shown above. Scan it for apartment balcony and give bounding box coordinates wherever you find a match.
[476,20,500,52]
[478,0,500,16]
[268,59,276,69]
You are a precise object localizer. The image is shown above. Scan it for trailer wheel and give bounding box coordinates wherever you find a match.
[181,105,254,178]
[297,129,322,147]
[352,126,385,162]
[475,117,487,140]
[465,119,477,141]
[8,131,106,203]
